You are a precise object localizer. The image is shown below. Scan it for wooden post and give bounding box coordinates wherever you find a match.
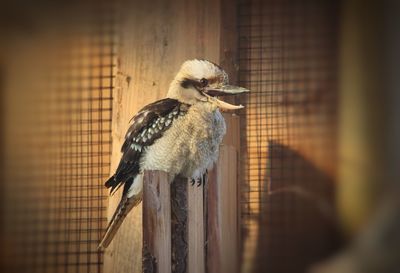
[206,114,240,273]
[209,146,239,273]
[141,114,240,273]
[188,180,205,273]
[142,171,172,273]
[142,172,189,273]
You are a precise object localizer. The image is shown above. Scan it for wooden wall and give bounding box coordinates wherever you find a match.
[104,0,238,272]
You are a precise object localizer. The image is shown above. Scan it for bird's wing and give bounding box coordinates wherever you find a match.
[104,98,190,194]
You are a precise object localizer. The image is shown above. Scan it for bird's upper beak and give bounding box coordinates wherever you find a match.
[203,85,250,110]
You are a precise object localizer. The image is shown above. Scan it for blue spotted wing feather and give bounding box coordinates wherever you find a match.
[105,98,189,194]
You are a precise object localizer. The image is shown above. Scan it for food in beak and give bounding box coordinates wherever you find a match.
[203,85,249,110]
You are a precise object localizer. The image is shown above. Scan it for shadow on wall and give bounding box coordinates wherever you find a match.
[253,141,342,273]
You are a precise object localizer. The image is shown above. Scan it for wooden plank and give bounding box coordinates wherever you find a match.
[206,165,221,273]
[219,0,239,82]
[222,114,240,148]
[142,171,172,273]
[218,146,238,273]
[222,113,241,261]
[205,114,240,273]
[206,146,238,273]
[188,177,205,273]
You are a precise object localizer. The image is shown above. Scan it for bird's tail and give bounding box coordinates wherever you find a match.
[98,175,143,250]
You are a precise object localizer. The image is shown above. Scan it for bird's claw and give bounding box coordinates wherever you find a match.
[190,172,207,187]
[190,177,202,187]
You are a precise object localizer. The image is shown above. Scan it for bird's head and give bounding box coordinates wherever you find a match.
[167,59,249,110]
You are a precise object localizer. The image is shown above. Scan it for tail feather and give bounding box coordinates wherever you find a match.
[104,175,115,188]
[99,174,143,250]
[104,175,123,195]
[98,193,142,250]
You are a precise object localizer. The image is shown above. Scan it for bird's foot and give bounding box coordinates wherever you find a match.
[190,171,208,187]
[190,177,202,187]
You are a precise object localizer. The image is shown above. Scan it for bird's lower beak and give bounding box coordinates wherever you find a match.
[203,85,250,110]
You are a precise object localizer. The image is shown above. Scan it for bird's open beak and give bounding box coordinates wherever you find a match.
[203,85,250,110]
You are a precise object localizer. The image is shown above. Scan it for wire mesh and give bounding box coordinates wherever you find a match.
[237,0,339,272]
[2,2,117,272]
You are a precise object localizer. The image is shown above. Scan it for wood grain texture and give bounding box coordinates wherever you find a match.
[218,146,238,273]
[222,114,241,148]
[206,167,220,273]
[222,114,241,255]
[206,114,240,273]
[207,146,238,273]
[142,171,172,273]
[188,177,205,273]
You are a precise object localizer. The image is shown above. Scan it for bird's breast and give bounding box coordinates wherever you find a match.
[140,103,226,178]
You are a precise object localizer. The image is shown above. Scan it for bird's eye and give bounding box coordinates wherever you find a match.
[199,78,208,87]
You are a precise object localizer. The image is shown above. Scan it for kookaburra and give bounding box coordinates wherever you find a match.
[99,59,249,249]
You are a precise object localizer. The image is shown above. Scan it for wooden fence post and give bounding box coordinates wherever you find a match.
[142,114,239,273]
[206,114,240,273]
[142,172,189,273]
[142,171,173,273]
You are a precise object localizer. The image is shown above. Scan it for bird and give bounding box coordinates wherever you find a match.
[98,59,249,249]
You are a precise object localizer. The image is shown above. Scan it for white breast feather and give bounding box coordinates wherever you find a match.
[140,102,226,179]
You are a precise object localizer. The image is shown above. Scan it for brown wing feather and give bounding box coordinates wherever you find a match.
[104,98,189,194]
